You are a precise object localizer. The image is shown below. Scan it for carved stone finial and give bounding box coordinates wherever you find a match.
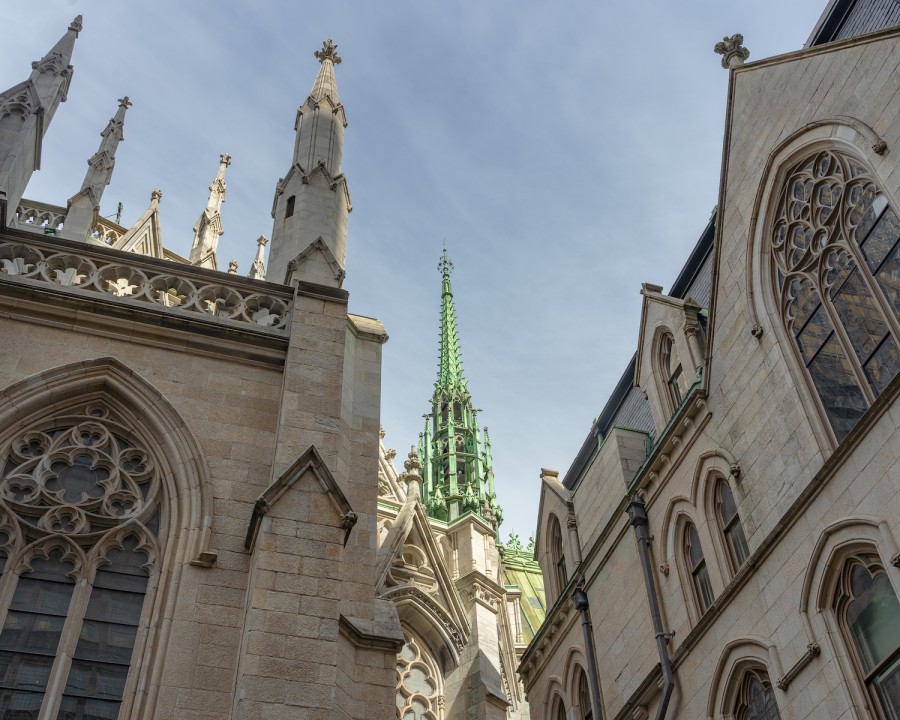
[403,446,422,476]
[714,34,749,69]
[118,96,132,109]
[257,234,268,248]
[220,153,232,167]
[315,38,342,65]
[69,15,83,36]
[150,188,163,203]
[227,259,238,274]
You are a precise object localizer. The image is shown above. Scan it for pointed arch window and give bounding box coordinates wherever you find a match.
[396,631,443,720]
[554,696,568,720]
[772,148,900,442]
[577,666,593,720]
[684,522,714,613]
[549,515,567,597]
[0,403,160,719]
[660,333,683,410]
[834,554,900,718]
[715,478,750,572]
[734,669,782,720]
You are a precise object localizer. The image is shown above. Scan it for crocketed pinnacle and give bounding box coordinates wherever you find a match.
[310,39,341,103]
[436,249,468,397]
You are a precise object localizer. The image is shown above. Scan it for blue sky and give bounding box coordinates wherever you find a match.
[7,1,827,542]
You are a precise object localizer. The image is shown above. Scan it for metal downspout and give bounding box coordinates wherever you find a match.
[626,498,675,720]
[572,586,604,720]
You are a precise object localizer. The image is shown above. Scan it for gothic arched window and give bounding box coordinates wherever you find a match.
[577,666,593,720]
[660,333,683,411]
[396,631,443,720]
[772,148,900,442]
[834,554,900,717]
[684,522,714,613]
[734,669,782,720]
[715,478,750,573]
[549,514,567,597]
[554,695,568,720]
[0,403,160,719]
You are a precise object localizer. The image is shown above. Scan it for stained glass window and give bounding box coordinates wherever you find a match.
[735,669,782,720]
[772,149,900,441]
[0,404,160,718]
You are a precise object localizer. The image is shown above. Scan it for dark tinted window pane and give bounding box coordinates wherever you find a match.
[0,650,54,690]
[0,688,43,717]
[687,525,704,569]
[9,577,74,616]
[743,675,782,720]
[83,587,145,626]
[796,305,832,364]
[72,621,138,664]
[718,481,738,525]
[727,524,751,568]
[864,336,900,395]
[786,277,820,336]
[872,653,900,719]
[873,242,900,321]
[830,265,890,363]
[0,613,67,654]
[859,204,899,272]
[57,695,121,720]
[61,660,128,701]
[807,334,868,440]
[695,563,714,611]
[92,569,147,594]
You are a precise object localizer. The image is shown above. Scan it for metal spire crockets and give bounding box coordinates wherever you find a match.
[418,250,502,532]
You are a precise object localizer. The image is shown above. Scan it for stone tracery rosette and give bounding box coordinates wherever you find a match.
[771,149,880,331]
[0,403,161,552]
[396,632,443,720]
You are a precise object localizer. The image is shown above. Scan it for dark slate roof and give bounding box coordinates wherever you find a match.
[562,215,715,490]
[808,0,900,46]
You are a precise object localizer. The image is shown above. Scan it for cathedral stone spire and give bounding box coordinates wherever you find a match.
[61,96,130,243]
[266,39,351,287]
[189,153,231,270]
[419,251,501,532]
[0,16,81,227]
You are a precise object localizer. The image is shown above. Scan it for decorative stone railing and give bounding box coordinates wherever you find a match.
[0,235,293,334]
[14,201,125,246]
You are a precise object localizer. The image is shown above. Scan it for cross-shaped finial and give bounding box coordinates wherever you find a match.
[315,38,342,65]
[438,247,453,277]
[220,153,232,167]
[118,96,132,109]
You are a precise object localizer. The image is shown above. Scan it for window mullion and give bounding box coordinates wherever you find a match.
[40,575,92,719]
[816,271,877,404]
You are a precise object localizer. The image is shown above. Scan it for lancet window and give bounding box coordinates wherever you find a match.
[549,514,567,597]
[0,403,160,719]
[684,522,714,613]
[715,478,750,572]
[733,669,782,720]
[660,333,683,411]
[577,666,593,720]
[772,148,900,442]
[834,553,900,718]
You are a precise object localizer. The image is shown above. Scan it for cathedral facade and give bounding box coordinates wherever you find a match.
[0,15,544,720]
[521,3,900,719]
[0,21,403,720]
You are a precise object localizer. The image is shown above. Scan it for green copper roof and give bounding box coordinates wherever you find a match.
[436,250,468,395]
[419,250,502,533]
[500,533,546,646]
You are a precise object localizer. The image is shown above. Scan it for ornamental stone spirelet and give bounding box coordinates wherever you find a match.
[714,33,750,69]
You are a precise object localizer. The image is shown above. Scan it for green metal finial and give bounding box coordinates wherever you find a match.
[418,249,502,533]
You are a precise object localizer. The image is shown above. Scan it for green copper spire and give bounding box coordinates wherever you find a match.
[419,250,502,533]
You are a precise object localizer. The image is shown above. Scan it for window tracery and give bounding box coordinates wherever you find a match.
[834,553,900,718]
[684,522,714,613]
[0,403,161,719]
[734,668,782,720]
[772,148,900,441]
[396,631,443,720]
